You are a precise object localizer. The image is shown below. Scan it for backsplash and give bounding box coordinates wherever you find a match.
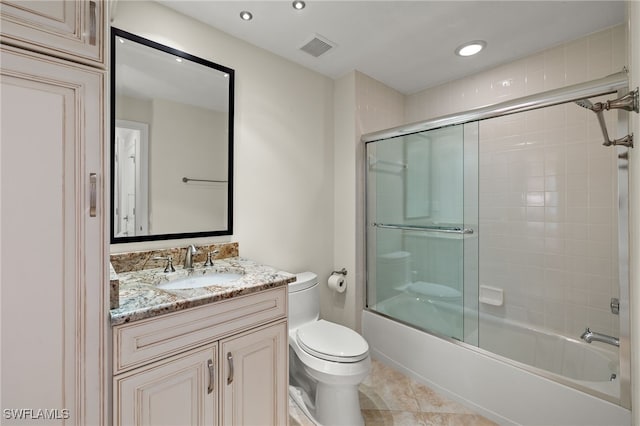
[110,242,239,273]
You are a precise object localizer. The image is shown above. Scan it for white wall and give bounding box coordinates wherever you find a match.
[149,98,227,234]
[328,70,405,329]
[326,72,356,327]
[354,72,405,330]
[116,94,152,124]
[116,95,228,235]
[111,2,335,281]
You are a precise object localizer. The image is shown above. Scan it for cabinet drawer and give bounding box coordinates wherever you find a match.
[113,287,287,374]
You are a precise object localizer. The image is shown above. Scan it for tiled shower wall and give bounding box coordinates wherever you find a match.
[477,100,619,338]
[405,25,626,338]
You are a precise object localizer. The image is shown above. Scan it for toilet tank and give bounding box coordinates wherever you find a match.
[287,272,319,330]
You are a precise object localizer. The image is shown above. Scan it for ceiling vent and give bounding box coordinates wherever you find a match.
[299,34,336,58]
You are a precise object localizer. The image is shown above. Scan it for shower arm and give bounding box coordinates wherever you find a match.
[585,88,639,148]
[592,109,612,145]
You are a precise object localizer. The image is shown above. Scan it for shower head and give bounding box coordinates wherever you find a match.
[575,98,595,110]
[575,98,607,113]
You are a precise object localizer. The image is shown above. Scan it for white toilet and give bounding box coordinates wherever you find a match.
[287,272,371,426]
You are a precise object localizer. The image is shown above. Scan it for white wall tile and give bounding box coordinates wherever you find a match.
[587,30,614,79]
[565,38,588,85]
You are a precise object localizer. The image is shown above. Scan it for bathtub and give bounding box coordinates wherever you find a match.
[363,294,631,425]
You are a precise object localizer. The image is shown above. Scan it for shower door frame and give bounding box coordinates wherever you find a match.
[361,71,632,408]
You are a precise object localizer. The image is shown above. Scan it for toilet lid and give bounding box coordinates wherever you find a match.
[296,320,369,363]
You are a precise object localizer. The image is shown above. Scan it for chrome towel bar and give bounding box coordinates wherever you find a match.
[373,223,474,234]
[182,176,228,183]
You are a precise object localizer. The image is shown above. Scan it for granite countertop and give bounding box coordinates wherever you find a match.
[110,257,295,326]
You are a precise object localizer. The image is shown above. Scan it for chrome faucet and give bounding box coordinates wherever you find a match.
[184,244,198,270]
[580,328,619,347]
[203,250,219,267]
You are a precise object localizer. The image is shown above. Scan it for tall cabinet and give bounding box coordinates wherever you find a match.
[0,1,108,425]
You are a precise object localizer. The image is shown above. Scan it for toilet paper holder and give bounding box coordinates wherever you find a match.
[331,268,347,276]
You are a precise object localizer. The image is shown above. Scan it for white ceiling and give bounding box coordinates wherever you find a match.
[157,1,625,95]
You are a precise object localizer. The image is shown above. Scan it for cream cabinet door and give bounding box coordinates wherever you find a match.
[114,344,218,426]
[221,321,288,426]
[0,0,105,66]
[0,45,106,424]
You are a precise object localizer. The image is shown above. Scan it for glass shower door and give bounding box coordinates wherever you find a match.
[366,123,478,343]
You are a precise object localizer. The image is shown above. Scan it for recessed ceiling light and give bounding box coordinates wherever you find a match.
[240,10,253,21]
[455,40,486,57]
[292,1,306,10]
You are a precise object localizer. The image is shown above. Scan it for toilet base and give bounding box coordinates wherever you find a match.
[315,382,364,426]
[289,383,364,426]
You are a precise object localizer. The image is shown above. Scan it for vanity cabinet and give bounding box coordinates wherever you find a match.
[113,287,289,426]
[0,0,106,67]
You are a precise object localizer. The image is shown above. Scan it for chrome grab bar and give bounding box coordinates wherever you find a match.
[373,223,474,235]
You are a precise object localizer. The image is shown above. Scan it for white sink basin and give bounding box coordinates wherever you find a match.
[157,273,243,290]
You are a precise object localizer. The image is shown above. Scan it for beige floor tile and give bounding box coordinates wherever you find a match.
[359,360,420,412]
[411,381,475,414]
[363,410,428,426]
[422,412,499,426]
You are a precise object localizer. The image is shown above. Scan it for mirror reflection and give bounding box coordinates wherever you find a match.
[111,28,234,243]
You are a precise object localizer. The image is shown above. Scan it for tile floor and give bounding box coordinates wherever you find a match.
[289,359,497,426]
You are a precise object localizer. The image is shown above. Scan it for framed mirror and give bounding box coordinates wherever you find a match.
[110,27,234,243]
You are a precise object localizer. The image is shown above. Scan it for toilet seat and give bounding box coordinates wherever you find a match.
[296,320,369,363]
